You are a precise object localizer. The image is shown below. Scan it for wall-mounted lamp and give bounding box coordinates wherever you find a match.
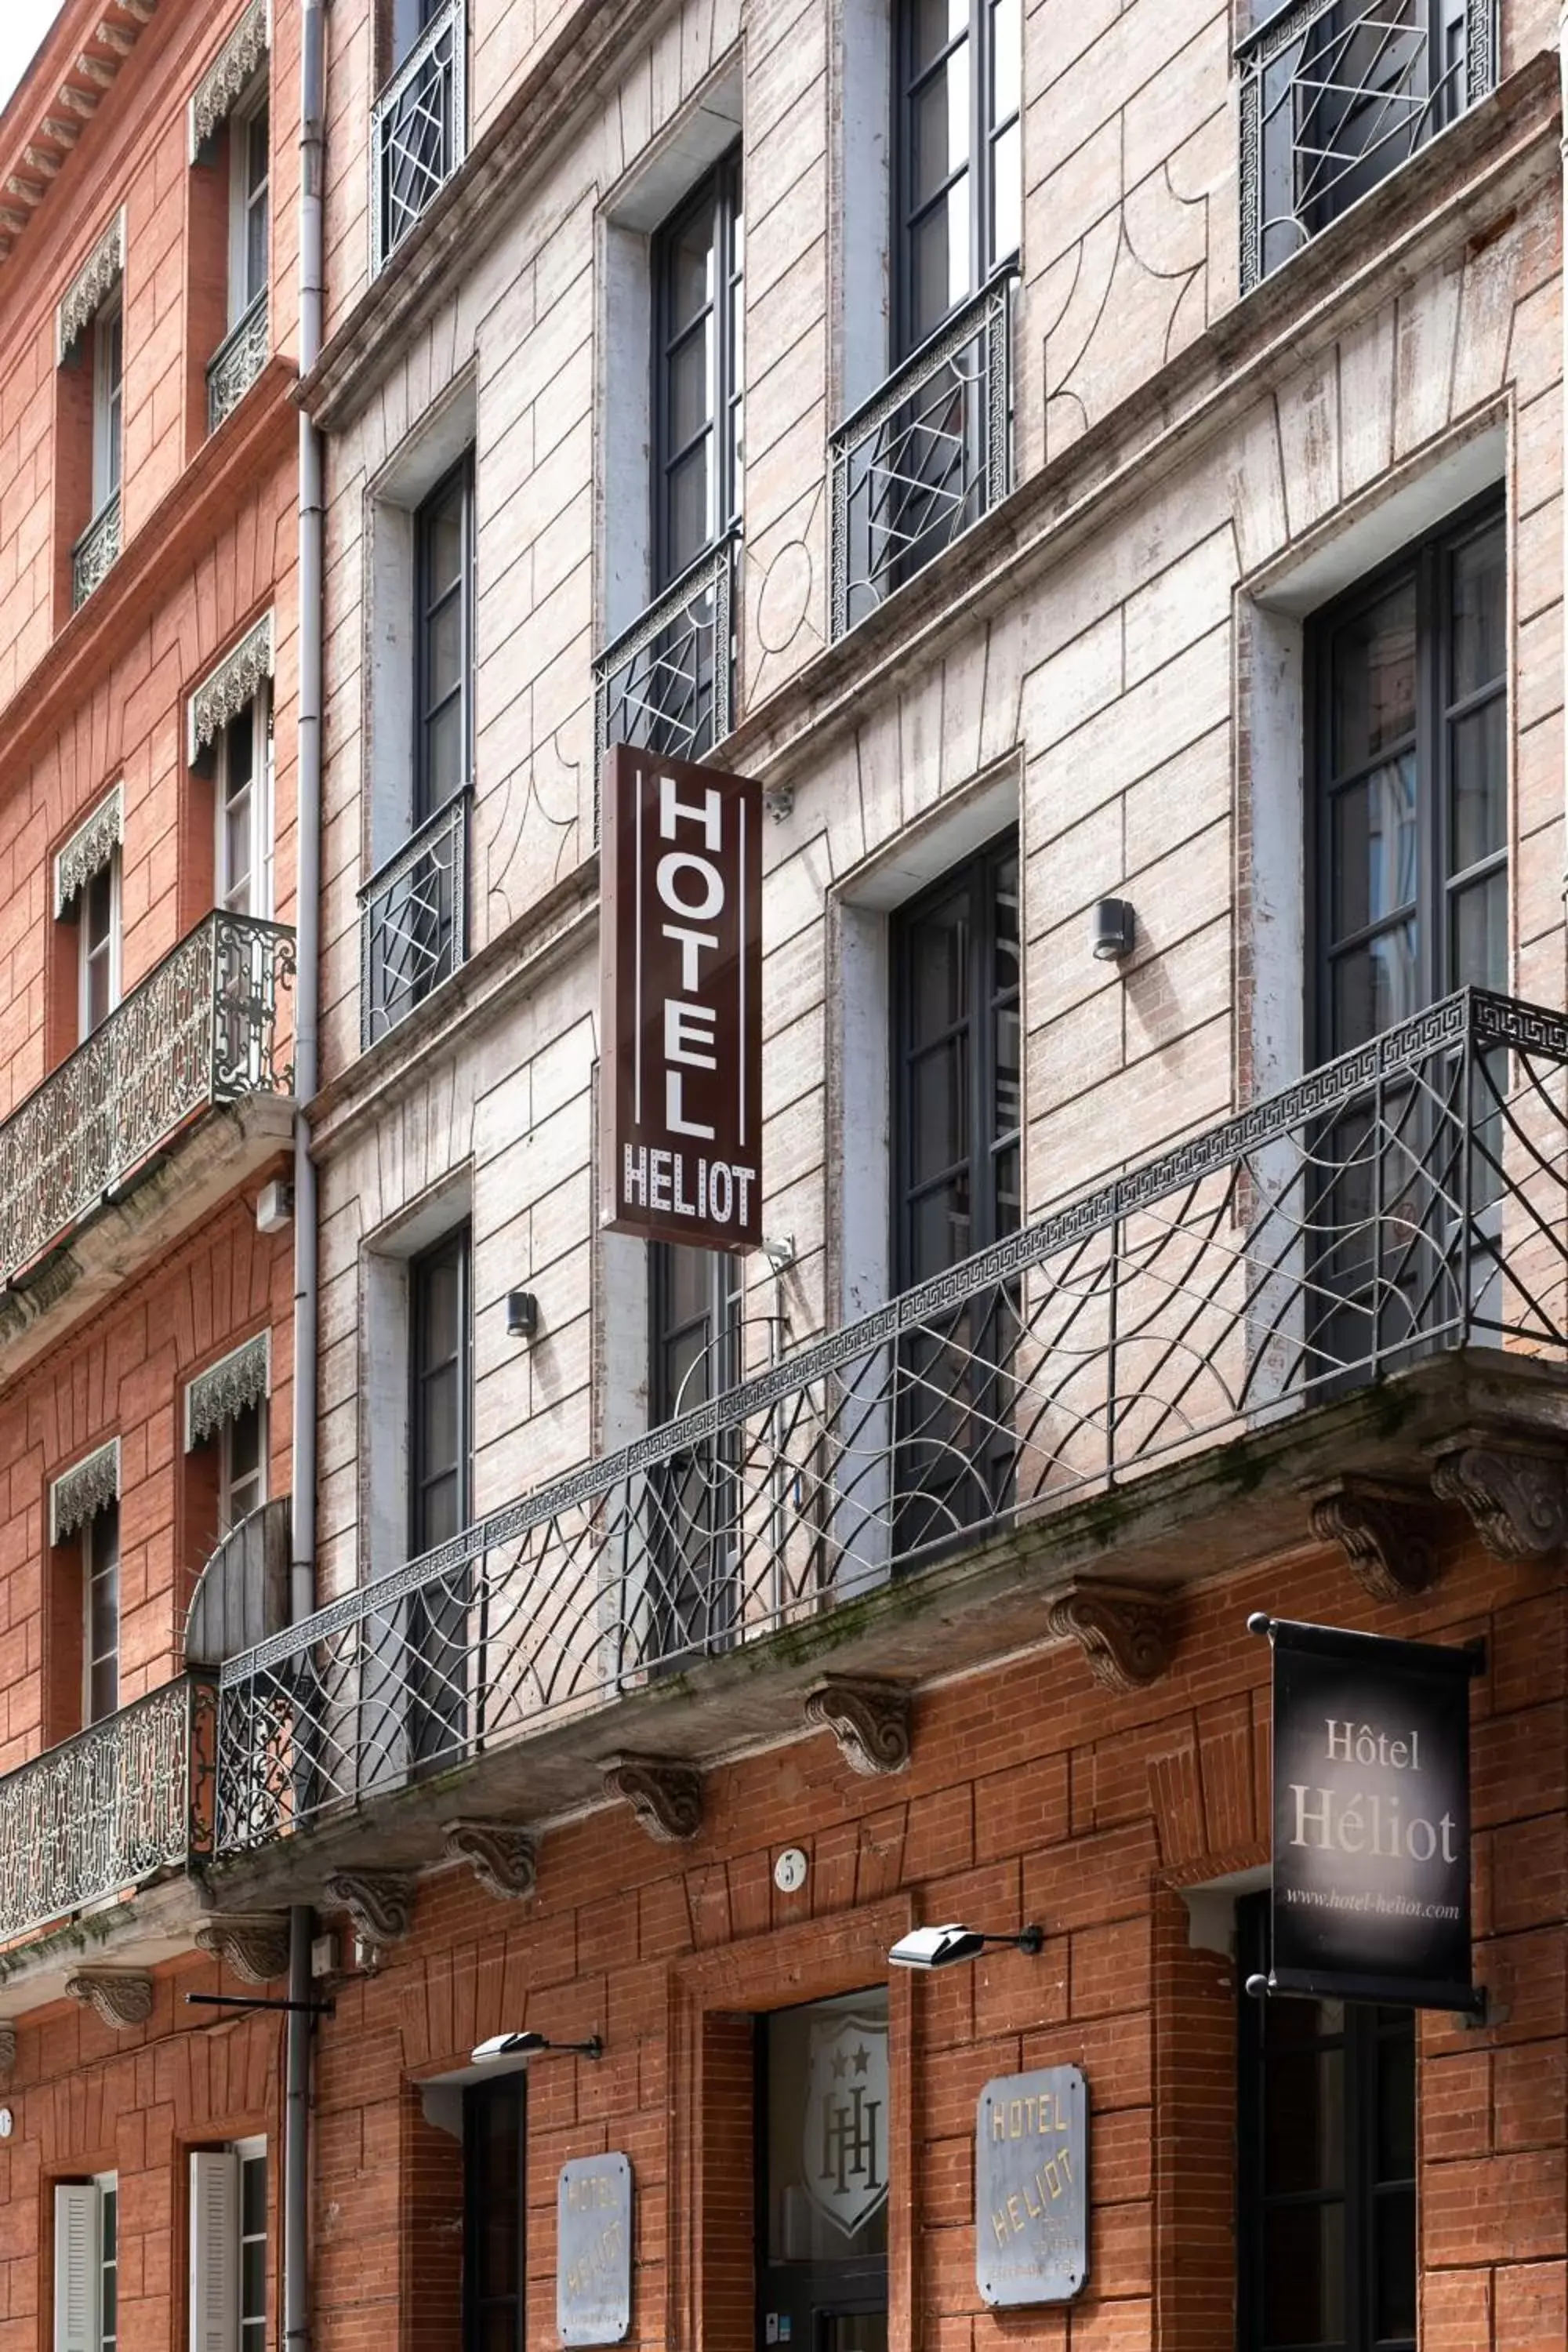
[472,2029,603,2063]
[760,1234,795,1274]
[1090,898,1136,962]
[888,1923,1045,1971]
[506,1290,539,1339]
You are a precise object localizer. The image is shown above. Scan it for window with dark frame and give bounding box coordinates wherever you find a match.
[463,2076,526,2352]
[93,300,123,516]
[893,0,1020,358]
[646,1243,744,1663]
[85,1501,120,1726]
[1236,1892,1416,2352]
[231,90,270,321]
[408,1225,472,1766]
[237,2140,267,2352]
[414,455,474,827]
[651,147,743,593]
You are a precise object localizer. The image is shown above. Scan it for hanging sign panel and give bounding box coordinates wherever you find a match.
[557,2153,633,2346]
[1256,1614,1483,2013]
[975,2066,1088,2307]
[601,743,764,1254]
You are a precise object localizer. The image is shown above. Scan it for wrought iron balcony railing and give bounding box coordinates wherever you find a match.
[213,988,1568,1854]
[372,0,466,274]
[592,529,739,833]
[0,911,296,1287]
[207,289,270,432]
[359,787,470,1049]
[0,1677,215,1947]
[71,490,121,611]
[1237,0,1497,293]
[829,272,1015,640]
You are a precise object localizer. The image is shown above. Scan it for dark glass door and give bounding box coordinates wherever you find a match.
[758,1991,889,2352]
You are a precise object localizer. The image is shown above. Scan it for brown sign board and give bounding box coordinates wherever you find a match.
[601,742,763,1252]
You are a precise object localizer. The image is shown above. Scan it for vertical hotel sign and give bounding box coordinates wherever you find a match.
[601,744,763,1252]
[1253,1613,1483,2013]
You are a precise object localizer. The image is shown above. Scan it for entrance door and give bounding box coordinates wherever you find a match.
[757,1990,890,2352]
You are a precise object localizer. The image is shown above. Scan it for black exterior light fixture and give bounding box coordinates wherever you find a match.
[1090,898,1135,961]
[505,1290,539,1339]
[887,1924,1045,1970]
[471,2029,603,2062]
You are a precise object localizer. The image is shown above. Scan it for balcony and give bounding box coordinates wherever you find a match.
[1236,0,1497,293]
[372,0,466,274]
[0,1677,214,1951]
[71,491,121,612]
[359,789,470,1049]
[207,289,269,432]
[592,530,739,828]
[829,272,1014,640]
[0,911,296,1294]
[213,988,1568,1860]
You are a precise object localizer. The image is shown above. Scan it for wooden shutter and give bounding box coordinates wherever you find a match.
[54,2183,101,2352]
[189,2152,239,2352]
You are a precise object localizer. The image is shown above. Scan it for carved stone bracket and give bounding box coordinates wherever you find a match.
[1306,1475,1443,1602]
[66,1970,154,2029]
[194,1911,291,1984]
[443,1820,538,1900]
[0,2024,16,2079]
[324,1870,415,1944]
[803,1678,913,1775]
[1044,1581,1171,1691]
[602,1756,703,1843]
[1429,1431,1568,1562]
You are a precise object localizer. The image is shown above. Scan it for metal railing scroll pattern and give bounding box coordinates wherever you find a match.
[591,530,739,839]
[372,0,466,273]
[358,788,470,1048]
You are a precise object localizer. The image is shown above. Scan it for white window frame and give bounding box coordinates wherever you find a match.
[78,847,122,1042]
[92,299,123,516]
[235,2136,267,2352]
[84,1500,120,1726]
[216,687,274,917]
[190,2140,267,2352]
[53,2175,118,2352]
[218,1399,268,1535]
[228,80,270,326]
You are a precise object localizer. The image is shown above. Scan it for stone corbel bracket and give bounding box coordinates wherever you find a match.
[602,1756,703,1843]
[803,1677,913,1775]
[194,1911,291,1984]
[1306,1474,1443,1602]
[443,1820,538,1900]
[323,1869,416,1945]
[66,1970,154,2029]
[1044,1581,1171,1691]
[1428,1428,1568,1562]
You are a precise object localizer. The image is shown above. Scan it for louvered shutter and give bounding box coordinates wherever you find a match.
[189,2152,240,2352]
[54,2183,101,2352]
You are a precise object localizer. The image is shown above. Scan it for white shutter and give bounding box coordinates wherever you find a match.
[54,2183,101,2352]
[189,2152,240,2352]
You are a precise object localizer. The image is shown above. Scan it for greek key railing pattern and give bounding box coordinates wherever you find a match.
[829,273,1014,640]
[360,789,470,1048]
[1237,0,1496,292]
[0,1678,215,1945]
[372,0,466,274]
[207,289,269,431]
[71,491,121,611]
[214,989,1568,1853]
[0,912,296,1287]
[592,531,739,836]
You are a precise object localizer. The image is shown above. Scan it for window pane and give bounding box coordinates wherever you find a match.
[1331,580,1417,774]
[1263,2044,1345,2194]
[911,1180,970,1276]
[668,210,716,334]
[425,699,463,804]
[911,0,969,71]
[241,2154,267,2237]
[1262,2199,1344,2347]
[247,201,269,303]
[230,1403,263,1488]
[909,892,969,1044]
[990,119,1020,263]
[668,326,713,451]
[991,0,1020,121]
[666,444,713,575]
[913,46,971,205]
[1330,755,1417,939]
[1450,697,1505,870]
[1450,867,1507,994]
[764,1990,890,2263]
[241,2241,265,2319]
[909,1040,967,1185]
[1376,2024,1416,2180]
[425,495,464,603]
[1450,522,1505,700]
[248,104,270,198]
[1374,2184,1417,2339]
[912,181,971,340]
[1331,923,1418,1048]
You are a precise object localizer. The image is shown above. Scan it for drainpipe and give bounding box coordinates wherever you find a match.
[1561,9,1568,956]
[285,6,327,2352]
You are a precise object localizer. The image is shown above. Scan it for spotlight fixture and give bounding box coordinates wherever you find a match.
[471,2029,603,2063]
[1090,898,1136,962]
[887,1923,1045,1971]
[505,1290,539,1339]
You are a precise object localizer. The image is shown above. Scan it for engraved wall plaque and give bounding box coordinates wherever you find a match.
[975,2066,1088,2306]
[557,2153,632,2345]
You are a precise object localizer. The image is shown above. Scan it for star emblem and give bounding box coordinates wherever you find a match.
[831,2049,848,2078]
[853,2045,869,2074]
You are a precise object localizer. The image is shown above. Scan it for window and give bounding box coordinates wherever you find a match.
[373,0,465,272]
[1236,1894,1415,2352]
[219,1401,267,1535]
[408,1225,471,1765]
[414,456,474,826]
[216,693,274,916]
[230,92,269,323]
[894,0,1019,355]
[54,2174,118,2352]
[646,1243,743,1661]
[463,2078,525,2352]
[78,851,122,1040]
[189,2143,267,2352]
[92,302,123,517]
[652,150,743,593]
[85,1501,119,1724]
[759,1991,889,2352]
[238,2142,267,2352]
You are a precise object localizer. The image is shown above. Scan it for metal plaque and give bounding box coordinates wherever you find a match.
[557,2152,633,2346]
[975,2067,1088,2307]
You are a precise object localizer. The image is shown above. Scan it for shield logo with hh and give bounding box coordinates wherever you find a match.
[803,2009,890,2238]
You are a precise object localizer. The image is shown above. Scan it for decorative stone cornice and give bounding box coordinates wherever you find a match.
[1429,1430,1567,1562]
[194,1911,291,1984]
[803,1678,913,1775]
[53,782,122,915]
[56,209,124,363]
[324,1869,415,1944]
[601,1756,703,1844]
[190,0,269,159]
[188,612,274,768]
[1044,1581,1171,1692]
[49,1436,120,1546]
[66,1969,154,2028]
[184,1330,270,1450]
[443,1820,538,1900]
[1307,1475,1443,1602]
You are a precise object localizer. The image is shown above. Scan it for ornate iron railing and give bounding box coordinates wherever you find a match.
[0,1677,215,1947]
[829,272,1015,640]
[1237,0,1496,292]
[214,989,1568,1853]
[372,0,466,274]
[592,530,739,833]
[0,912,296,1287]
[207,289,269,432]
[359,788,470,1048]
[71,490,121,611]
